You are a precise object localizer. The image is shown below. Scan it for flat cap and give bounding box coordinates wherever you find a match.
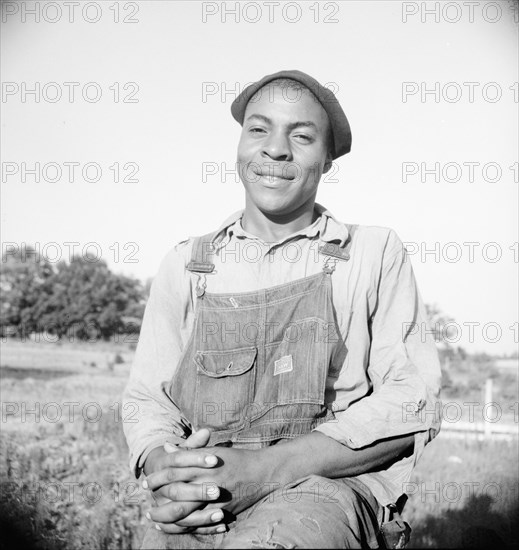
[231,69,351,159]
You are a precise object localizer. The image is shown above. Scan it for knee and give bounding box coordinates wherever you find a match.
[295,475,359,507]
[218,518,312,549]
[218,478,353,549]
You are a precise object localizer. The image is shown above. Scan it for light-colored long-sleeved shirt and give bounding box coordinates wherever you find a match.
[123,204,442,506]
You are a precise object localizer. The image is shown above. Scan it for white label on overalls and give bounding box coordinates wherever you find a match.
[274,355,293,376]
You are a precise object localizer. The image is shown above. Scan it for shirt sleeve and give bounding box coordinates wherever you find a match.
[315,229,442,450]
[122,244,193,477]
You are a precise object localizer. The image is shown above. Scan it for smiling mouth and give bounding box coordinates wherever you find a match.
[259,174,291,181]
[255,174,293,187]
[253,171,295,182]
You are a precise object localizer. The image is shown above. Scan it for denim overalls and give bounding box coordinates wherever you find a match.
[167,226,357,449]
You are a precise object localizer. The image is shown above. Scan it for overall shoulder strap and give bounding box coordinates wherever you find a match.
[185,230,220,273]
[319,223,358,261]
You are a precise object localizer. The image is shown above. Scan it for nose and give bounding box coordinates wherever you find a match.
[261,129,292,162]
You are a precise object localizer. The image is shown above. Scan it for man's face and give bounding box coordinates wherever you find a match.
[237,84,332,217]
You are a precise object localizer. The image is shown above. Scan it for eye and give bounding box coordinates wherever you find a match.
[249,127,267,134]
[293,134,314,143]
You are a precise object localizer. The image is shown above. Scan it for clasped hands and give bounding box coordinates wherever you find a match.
[142,428,271,534]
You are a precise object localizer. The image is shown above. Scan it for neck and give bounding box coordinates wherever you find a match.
[242,198,318,242]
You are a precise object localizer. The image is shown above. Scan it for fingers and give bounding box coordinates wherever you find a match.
[148,507,224,534]
[146,466,203,489]
[190,524,228,535]
[147,448,218,476]
[152,494,172,507]
[163,429,212,455]
[176,507,225,528]
[144,453,219,491]
[148,500,225,527]
[182,428,211,449]
[154,481,220,502]
[148,500,200,524]
[153,522,227,535]
[164,442,179,454]
[167,449,219,468]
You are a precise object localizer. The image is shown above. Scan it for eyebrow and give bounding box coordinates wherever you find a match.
[245,114,319,132]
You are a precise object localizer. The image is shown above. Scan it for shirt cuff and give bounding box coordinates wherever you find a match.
[313,411,437,450]
[313,418,360,448]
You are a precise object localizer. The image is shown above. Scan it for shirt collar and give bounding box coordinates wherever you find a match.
[212,203,349,250]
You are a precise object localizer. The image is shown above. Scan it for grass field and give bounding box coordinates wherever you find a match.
[0,340,517,549]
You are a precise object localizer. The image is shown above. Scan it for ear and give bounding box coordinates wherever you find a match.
[323,153,333,174]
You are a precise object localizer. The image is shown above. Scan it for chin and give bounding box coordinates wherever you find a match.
[255,200,296,217]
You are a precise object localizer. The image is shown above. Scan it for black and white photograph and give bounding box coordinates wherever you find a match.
[1,1,518,548]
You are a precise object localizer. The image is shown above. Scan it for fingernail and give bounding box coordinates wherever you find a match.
[211,511,224,522]
[205,455,218,466]
[145,512,151,521]
[155,524,162,531]
[206,485,219,499]
[142,479,149,490]
[216,525,226,533]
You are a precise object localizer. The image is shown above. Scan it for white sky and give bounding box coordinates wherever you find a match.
[1,1,518,354]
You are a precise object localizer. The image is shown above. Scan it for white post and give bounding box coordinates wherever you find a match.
[484,378,493,440]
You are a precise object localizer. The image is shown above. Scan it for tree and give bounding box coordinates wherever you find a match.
[0,246,55,336]
[36,255,146,339]
[1,247,146,340]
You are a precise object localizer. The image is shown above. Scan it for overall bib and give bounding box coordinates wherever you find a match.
[166,227,358,448]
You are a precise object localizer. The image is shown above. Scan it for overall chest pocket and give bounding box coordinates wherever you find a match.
[256,317,331,412]
[194,346,257,431]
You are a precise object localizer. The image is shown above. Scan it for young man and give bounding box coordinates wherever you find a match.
[123,70,442,549]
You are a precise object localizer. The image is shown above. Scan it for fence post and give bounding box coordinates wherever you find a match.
[484,378,493,440]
